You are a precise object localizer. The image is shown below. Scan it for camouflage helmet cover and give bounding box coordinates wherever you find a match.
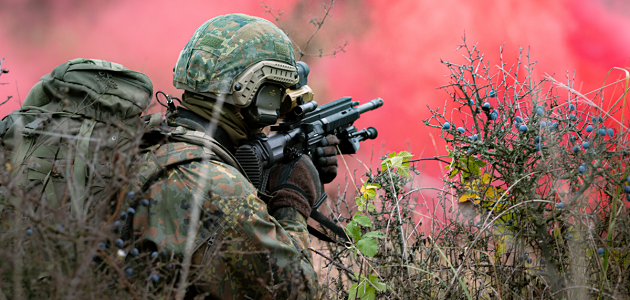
[174,13,298,106]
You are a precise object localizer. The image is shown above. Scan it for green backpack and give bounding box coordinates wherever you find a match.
[0,58,158,216]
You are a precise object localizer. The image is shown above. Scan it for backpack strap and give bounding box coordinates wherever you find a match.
[168,126,247,178]
[71,118,96,217]
[127,126,248,198]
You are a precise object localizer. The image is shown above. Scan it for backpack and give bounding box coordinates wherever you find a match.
[0,58,158,216]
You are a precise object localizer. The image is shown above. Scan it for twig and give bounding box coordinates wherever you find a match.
[308,247,356,280]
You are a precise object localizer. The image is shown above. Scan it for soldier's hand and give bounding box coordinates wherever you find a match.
[267,155,321,218]
[312,135,339,184]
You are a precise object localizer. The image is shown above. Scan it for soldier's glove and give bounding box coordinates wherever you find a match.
[267,155,322,218]
[312,135,339,184]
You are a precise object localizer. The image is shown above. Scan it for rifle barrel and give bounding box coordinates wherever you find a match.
[356,98,384,114]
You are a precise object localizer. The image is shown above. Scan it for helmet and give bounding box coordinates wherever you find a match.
[173,13,299,109]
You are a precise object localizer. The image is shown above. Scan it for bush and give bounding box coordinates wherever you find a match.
[316,40,630,299]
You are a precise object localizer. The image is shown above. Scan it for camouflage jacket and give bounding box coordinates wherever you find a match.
[129,140,318,299]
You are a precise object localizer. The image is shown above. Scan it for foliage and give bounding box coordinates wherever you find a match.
[316,39,630,299]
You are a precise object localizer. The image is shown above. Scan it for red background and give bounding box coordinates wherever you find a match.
[1,0,629,210]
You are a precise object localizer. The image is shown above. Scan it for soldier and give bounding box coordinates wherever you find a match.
[128,13,339,299]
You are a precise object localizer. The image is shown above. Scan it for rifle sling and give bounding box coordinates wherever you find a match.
[307,225,337,244]
[309,209,349,243]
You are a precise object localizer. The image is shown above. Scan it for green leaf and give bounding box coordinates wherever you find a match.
[357,238,378,257]
[356,197,365,211]
[349,283,358,300]
[368,275,387,292]
[367,202,376,212]
[396,150,414,160]
[398,165,411,178]
[363,231,386,239]
[346,221,362,241]
[353,213,372,227]
[390,156,403,169]
[373,281,386,292]
[363,287,376,300]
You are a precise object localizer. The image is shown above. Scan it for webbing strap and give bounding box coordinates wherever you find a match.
[12,137,36,187]
[40,170,58,207]
[72,119,96,217]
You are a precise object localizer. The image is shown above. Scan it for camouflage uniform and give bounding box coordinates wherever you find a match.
[128,14,318,299]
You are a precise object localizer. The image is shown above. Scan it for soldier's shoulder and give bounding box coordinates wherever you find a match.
[154,142,255,197]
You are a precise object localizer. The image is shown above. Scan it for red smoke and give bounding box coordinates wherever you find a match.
[1,0,629,223]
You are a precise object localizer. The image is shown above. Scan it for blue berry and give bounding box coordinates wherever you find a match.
[586,125,593,133]
[160,250,167,257]
[443,122,451,130]
[579,165,586,174]
[151,274,160,283]
[535,136,540,143]
[457,127,465,134]
[26,229,33,236]
[127,191,135,198]
[597,248,604,255]
[114,220,123,228]
[515,116,523,123]
[573,146,580,153]
[483,102,490,109]
[598,128,606,136]
[476,221,482,227]
[120,212,128,221]
[115,239,124,247]
[607,128,614,137]
[570,114,576,121]
[556,202,565,208]
[333,218,338,223]
[469,100,474,106]
[568,235,573,240]
[624,185,630,193]
[99,242,107,250]
[56,225,64,232]
[582,142,589,149]
[125,268,133,276]
[130,248,139,257]
[519,125,528,132]
[127,207,136,215]
[434,255,439,261]
[627,194,630,202]
[151,252,158,259]
[489,90,496,97]
[527,257,532,264]
[536,107,544,116]
[472,134,478,141]
[627,176,630,184]
[551,122,558,129]
[166,264,173,270]
[536,144,541,151]
[490,111,498,120]
[508,219,514,226]
[140,199,150,207]
[569,104,575,111]
[570,136,576,143]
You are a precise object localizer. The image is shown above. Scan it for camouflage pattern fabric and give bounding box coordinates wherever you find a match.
[130,142,317,299]
[173,13,296,94]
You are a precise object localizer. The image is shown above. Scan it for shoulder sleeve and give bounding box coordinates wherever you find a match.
[132,157,317,299]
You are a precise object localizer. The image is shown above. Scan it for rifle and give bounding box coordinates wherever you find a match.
[235,96,384,243]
